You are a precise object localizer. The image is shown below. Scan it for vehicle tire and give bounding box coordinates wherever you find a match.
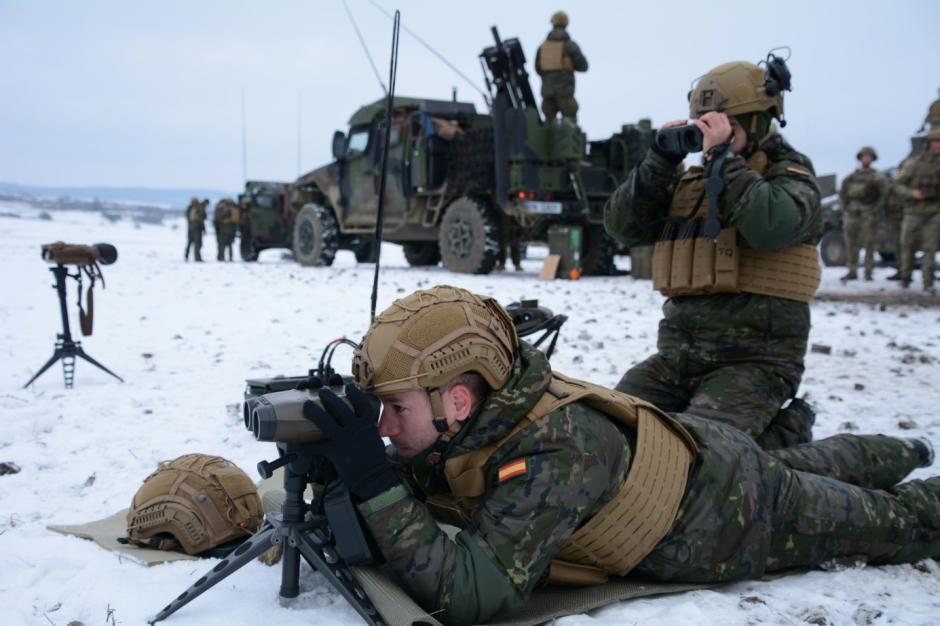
[292,204,339,267]
[438,196,501,274]
[581,225,617,276]
[819,229,847,267]
[240,238,259,262]
[352,239,378,263]
[402,241,441,266]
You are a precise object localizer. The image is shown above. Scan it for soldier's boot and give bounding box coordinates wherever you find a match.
[908,438,935,467]
[886,271,902,280]
[864,272,873,281]
[755,398,815,451]
[901,277,912,289]
[841,270,858,281]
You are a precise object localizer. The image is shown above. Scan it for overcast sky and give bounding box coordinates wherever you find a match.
[1,0,938,192]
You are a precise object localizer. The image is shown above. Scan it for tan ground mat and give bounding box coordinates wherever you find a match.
[47,477,718,624]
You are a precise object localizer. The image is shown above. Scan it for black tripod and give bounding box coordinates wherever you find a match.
[23,264,123,389]
[150,444,386,626]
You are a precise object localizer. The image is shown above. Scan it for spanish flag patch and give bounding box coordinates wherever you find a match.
[497,459,528,483]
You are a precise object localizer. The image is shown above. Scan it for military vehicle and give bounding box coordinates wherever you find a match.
[241,29,654,274]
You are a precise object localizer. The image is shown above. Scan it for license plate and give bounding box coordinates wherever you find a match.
[522,200,563,215]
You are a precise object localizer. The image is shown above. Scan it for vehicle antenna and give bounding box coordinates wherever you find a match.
[341,0,388,94]
[365,0,488,101]
[369,9,400,323]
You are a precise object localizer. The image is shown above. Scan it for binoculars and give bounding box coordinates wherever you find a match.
[243,377,353,443]
[41,242,118,266]
[653,124,704,158]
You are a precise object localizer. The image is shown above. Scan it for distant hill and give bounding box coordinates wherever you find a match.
[0,181,232,208]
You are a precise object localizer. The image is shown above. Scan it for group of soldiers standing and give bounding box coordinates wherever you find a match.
[183,196,244,262]
[839,106,940,291]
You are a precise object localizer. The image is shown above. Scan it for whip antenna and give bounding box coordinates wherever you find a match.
[369,9,400,322]
[341,0,388,94]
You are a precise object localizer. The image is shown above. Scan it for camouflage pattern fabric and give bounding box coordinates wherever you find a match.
[894,151,940,287]
[839,167,888,278]
[603,133,822,446]
[358,344,940,625]
[184,200,207,261]
[534,27,587,121]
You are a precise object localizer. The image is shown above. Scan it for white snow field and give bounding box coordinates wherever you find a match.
[1,204,938,626]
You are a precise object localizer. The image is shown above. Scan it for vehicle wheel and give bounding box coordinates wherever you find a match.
[240,238,259,262]
[352,239,378,263]
[819,230,847,267]
[402,242,441,266]
[438,197,500,274]
[292,204,339,267]
[581,225,617,276]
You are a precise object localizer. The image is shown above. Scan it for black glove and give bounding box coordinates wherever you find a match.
[303,384,401,501]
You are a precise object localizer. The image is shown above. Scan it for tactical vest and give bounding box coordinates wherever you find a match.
[186,205,202,222]
[537,39,574,72]
[908,154,940,203]
[843,170,881,210]
[416,372,698,587]
[651,152,821,303]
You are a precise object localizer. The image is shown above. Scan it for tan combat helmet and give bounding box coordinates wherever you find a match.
[857,146,878,161]
[551,11,569,27]
[353,285,517,442]
[689,57,789,121]
[125,454,263,555]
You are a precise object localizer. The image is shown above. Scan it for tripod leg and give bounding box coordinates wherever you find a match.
[148,523,278,624]
[23,349,65,388]
[296,532,385,626]
[74,347,124,382]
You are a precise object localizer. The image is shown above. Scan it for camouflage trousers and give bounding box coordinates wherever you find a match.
[638,415,939,582]
[185,227,203,261]
[900,210,940,288]
[541,96,579,122]
[616,349,808,450]
[885,210,903,263]
[843,212,877,277]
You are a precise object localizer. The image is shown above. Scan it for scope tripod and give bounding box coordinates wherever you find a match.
[23,264,123,389]
[150,444,386,626]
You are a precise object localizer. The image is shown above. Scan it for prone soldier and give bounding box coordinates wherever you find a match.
[838,146,888,281]
[184,197,207,262]
[302,286,938,626]
[603,55,821,448]
[534,11,588,123]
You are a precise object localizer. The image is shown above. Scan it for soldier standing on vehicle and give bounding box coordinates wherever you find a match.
[895,128,940,292]
[603,55,821,449]
[534,11,588,123]
[838,146,888,281]
[301,285,939,626]
[184,197,207,262]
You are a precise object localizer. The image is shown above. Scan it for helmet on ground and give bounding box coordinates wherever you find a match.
[353,285,517,396]
[125,454,263,555]
[551,11,569,27]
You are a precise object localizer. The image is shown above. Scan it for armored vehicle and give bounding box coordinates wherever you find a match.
[242,29,654,274]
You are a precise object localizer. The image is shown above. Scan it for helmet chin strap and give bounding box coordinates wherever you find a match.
[425,387,465,468]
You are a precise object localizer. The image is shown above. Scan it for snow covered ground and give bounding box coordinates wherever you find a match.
[1,203,938,626]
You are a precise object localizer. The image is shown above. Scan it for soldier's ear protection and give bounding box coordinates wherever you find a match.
[760,47,792,126]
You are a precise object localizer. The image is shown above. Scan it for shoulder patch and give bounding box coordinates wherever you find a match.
[497,459,528,484]
[786,166,812,177]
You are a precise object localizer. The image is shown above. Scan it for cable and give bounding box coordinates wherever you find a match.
[364,0,488,100]
[341,0,387,94]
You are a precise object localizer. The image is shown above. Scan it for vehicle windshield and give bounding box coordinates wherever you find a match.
[346,128,370,156]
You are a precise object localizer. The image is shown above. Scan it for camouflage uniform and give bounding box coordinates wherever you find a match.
[884,179,907,274]
[839,165,888,279]
[184,198,207,262]
[603,133,822,447]
[895,149,940,289]
[214,199,238,261]
[534,26,588,122]
[359,344,938,625]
